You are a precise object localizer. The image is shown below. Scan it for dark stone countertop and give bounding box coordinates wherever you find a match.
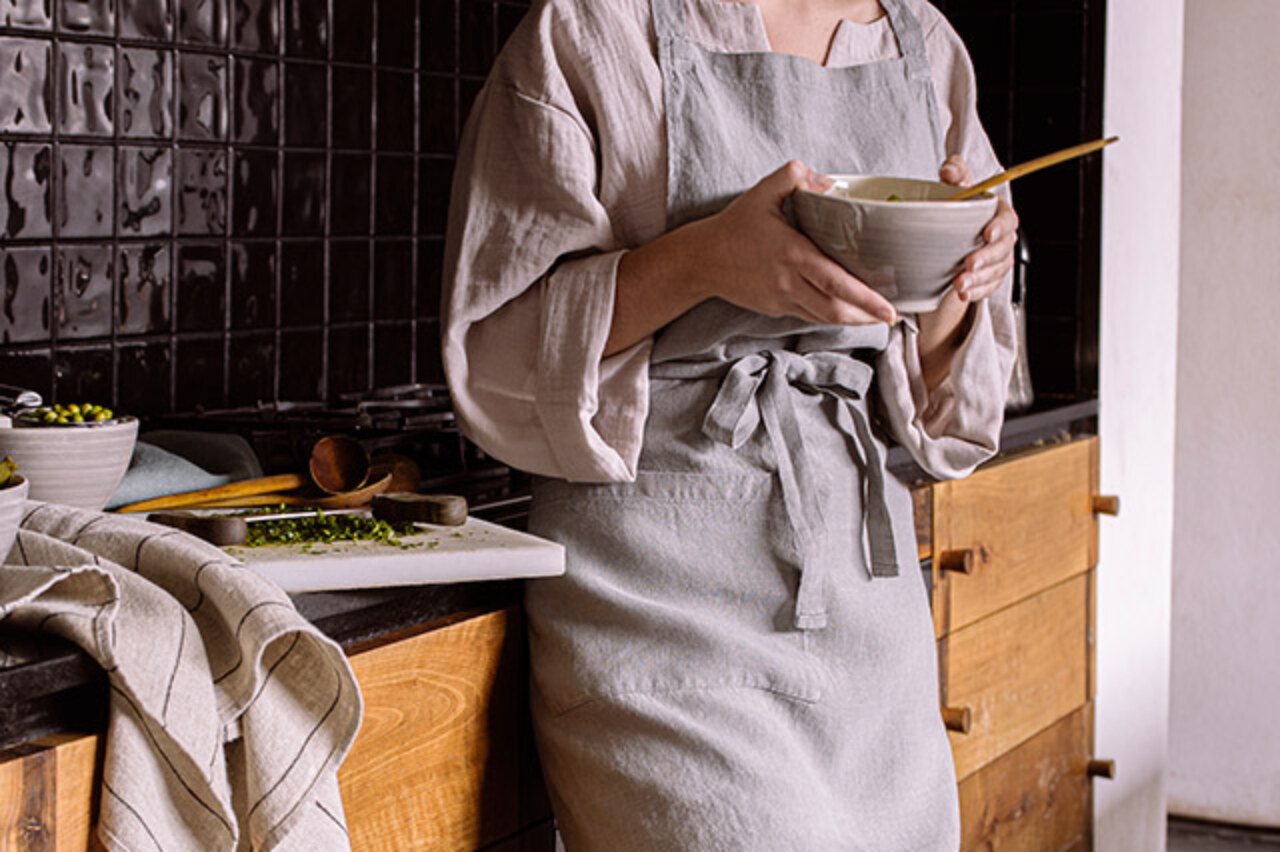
[0,397,1097,750]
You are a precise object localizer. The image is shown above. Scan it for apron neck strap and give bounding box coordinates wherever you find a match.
[880,0,932,84]
[651,0,685,42]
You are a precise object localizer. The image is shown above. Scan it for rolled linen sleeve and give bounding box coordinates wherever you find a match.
[442,72,651,482]
[875,8,1018,480]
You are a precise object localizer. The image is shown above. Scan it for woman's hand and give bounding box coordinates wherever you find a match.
[692,160,897,326]
[605,161,896,357]
[914,155,1019,390]
[939,154,1018,303]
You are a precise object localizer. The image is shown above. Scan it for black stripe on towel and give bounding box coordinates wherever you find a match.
[109,684,235,838]
[70,515,108,545]
[247,663,344,823]
[161,612,187,722]
[315,799,349,835]
[241,633,302,715]
[104,779,165,852]
[211,600,293,684]
[132,530,180,574]
[20,503,52,526]
[184,558,224,613]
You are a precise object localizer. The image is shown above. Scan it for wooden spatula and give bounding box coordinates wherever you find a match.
[949,136,1118,201]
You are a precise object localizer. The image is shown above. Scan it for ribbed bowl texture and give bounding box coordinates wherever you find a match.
[792,175,998,312]
[0,418,139,511]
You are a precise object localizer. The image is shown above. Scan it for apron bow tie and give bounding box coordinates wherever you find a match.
[662,350,901,630]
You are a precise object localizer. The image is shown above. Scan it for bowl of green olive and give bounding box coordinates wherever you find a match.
[0,403,138,511]
[0,456,28,560]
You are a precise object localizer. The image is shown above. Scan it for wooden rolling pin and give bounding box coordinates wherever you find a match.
[117,473,309,513]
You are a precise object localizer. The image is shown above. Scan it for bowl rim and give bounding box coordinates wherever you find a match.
[0,474,27,491]
[795,173,998,209]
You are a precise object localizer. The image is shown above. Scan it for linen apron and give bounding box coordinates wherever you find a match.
[525,0,960,848]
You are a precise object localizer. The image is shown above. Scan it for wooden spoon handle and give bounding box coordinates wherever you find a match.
[115,473,309,513]
[950,136,1118,201]
[180,473,394,510]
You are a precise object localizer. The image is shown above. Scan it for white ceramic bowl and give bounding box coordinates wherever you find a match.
[792,175,998,312]
[0,475,29,561]
[0,417,139,511]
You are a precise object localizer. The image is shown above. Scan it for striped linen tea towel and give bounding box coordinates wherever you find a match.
[1,501,363,851]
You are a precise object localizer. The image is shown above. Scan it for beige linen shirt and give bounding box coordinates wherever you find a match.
[442,0,1016,483]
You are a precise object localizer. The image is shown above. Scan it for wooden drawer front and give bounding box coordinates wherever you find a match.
[933,438,1097,637]
[941,574,1090,780]
[958,705,1093,852]
[340,608,550,851]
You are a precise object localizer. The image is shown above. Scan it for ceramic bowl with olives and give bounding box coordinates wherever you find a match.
[0,404,138,511]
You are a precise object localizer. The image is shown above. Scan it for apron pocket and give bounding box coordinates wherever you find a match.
[526,471,823,717]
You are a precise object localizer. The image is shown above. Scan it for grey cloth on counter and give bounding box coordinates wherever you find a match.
[1,502,363,851]
[104,441,231,509]
[105,431,265,510]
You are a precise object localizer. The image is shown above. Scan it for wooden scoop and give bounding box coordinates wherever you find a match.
[949,136,1118,201]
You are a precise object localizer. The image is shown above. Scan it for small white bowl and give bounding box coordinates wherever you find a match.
[0,475,29,561]
[792,175,998,312]
[0,417,139,511]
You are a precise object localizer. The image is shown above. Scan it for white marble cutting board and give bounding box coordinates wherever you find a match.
[227,516,565,593]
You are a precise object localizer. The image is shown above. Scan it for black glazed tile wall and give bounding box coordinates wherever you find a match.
[0,0,1099,419]
[0,0,535,415]
[937,0,1105,402]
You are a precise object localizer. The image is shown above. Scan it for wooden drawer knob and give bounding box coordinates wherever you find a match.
[941,706,972,734]
[1092,495,1120,516]
[1087,758,1116,779]
[938,549,975,575]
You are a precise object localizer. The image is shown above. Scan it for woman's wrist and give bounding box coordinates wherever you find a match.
[915,288,973,390]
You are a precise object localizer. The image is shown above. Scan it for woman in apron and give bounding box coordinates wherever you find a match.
[442,0,1018,848]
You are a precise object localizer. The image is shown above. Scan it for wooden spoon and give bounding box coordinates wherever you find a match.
[949,136,1118,201]
[181,472,395,510]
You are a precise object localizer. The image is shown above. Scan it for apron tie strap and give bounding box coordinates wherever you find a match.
[663,350,900,631]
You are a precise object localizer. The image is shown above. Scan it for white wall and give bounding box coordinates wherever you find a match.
[1095,1,1184,849]
[1168,0,1280,827]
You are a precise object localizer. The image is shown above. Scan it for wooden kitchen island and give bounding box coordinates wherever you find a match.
[0,403,1108,851]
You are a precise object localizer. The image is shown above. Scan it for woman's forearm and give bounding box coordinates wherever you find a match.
[604,221,713,358]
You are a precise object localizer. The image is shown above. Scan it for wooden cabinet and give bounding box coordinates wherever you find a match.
[340,607,551,851]
[923,436,1109,850]
[0,608,551,852]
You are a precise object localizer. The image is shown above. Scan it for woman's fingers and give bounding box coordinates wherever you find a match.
[795,249,897,323]
[755,160,833,208]
[940,154,973,187]
[954,197,1019,301]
